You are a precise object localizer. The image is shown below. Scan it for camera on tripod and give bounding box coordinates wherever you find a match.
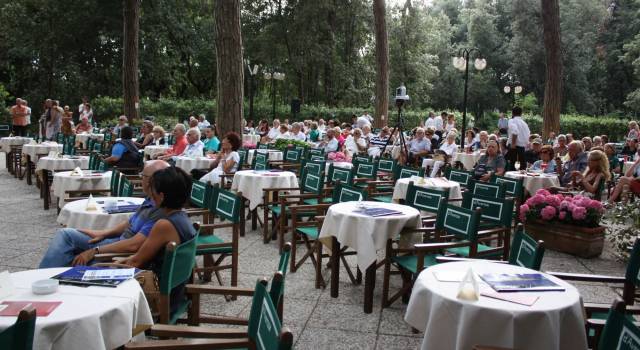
[395,84,410,107]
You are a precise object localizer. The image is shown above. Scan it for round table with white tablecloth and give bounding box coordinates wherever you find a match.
[36,155,90,172]
[246,149,283,165]
[143,145,169,159]
[52,170,112,208]
[75,133,104,148]
[57,196,145,230]
[0,136,34,152]
[504,170,560,195]
[392,176,463,202]
[318,201,422,313]
[242,134,261,145]
[404,261,587,350]
[22,142,63,160]
[0,267,153,350]
[452,151,484,170]
[174,156,215,173]
[231,170,298,210]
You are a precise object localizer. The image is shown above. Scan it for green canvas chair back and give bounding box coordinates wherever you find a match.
[270,243,292,313]
[63,142,75,155]
[120,177,134,197]
[462,192,514,227]
[92,127,100,133]
[302,160,325,177]
[301,169,325,195]
[598,299,640,350]
[405,182,449,215]
[471,181,506,198]
[56,132,64,144]
[87,138,94,151]
[210,186,242,223]
[332,183,368,203]
[284,148,303,163]
[189,180,209,208]
[247,279,294,350]
[396,165,425,180]
[237,148,248,167]
[377,158,397,174]
[435,204,481,242]
[327,163,354,185]
[491,174,524,201]
[309,154,327,162]
[308,148,325,157]
[67,134,76,145]
[97,159,109,172]
[354,161,378,180]
[166,134,174,145]
[92,141,103,153]
[254,152,269,171]
[104,133,113,143]
[508,224,545,270]
[257,142,270,150]
[88,153,98,170]
[158,235,198,324]
[0,307,36,350]
[353,154,371,165]
[110,170,121,196]
[445,168,474,187]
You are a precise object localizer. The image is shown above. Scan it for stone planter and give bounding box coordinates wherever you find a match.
[524,220,605,258]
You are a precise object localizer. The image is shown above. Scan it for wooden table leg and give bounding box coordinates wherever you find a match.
[330,237,340,298]
[26,155,32,185]
[363,262,376,314]
[251,208,257,230]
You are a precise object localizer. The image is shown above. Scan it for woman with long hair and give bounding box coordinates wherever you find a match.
[197,132,242,184]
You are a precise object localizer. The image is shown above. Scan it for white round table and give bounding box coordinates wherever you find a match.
[0,268,153,350]
[36,156,90,172]
[404,261,587,350]
[505,171,560,195]
[0,136,34,153]
[75,133,104,148]
[22,142,63,160]
[174,156,215,173]
[325,161,353,174]
[57,196,145,230]
[392,176,463,202]
[52,171,112,208]
[230,169,298,210]
[246,149,283,165]
[242,134,261,144]
[143,145,169,159]
[453,151,484,170]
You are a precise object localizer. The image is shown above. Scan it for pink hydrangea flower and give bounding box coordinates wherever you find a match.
[519,204,530,221]
[560,200,571,210]
[558,211,567,220]
[547,195,562,208]
[537,189,551,197]
[540,205,556,220]
[572,206,587,220]
[527,194,546,207]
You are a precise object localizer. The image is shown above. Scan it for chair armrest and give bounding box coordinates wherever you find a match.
[149,324,247,339]
[186,284,256,297]
[94,252,133,262]
[545,271,626,284]
[125,338,251,349]
[436,256,508,264]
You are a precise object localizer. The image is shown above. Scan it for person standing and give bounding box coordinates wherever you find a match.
[506,106,530,171]
[46,100,64,140]
[40,99,52,139]
[497,112,509,135]
[10,98,28,136]
[434,112,445,138]
[78,96,89,114]
[79,103,93,125]
[23,99,32,130]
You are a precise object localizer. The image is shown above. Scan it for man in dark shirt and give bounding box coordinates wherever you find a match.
[39,160,170,267]
[524,138,542,167]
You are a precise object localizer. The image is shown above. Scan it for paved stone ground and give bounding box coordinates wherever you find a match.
[0,154,627,349]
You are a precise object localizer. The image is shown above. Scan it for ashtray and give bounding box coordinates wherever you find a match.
[32,279,59,295]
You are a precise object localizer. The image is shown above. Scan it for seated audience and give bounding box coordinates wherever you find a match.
[554,134,569,158]
[39,160,170,267]
[407,127,431,163]
[604,143,621,176]
[135,120,155,148]
[75,116,93,134]
[621,137,638,158]
[473,140,505,181]
[423,132,457,178]
[176,128,204,159]
[344,128,368,156]
[531,145,557,173]
[319,128,340,153]
[266,119,281,141]
[113,115,128,136]
[199,132,242,184]
[308,122,320,142]
[554,150,609,198]
[609,156,640,202]
[368,127,391,157]
[524,138,542,166]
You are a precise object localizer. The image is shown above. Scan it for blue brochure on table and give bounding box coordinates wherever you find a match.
[353,207,404,217]
[479,273,565,292]
[104,205,140,214]
[52,266,142,288]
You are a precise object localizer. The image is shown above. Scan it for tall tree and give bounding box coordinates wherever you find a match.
[373,0,389,127]
[541,0,562,137]
[123,0,140,120]
[214,0,243,136]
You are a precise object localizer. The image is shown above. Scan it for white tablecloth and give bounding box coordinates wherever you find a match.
[174,156,215,173]
[246,149,283,165]
[242,134,261,144]
[52,171,112,208]
[75,133,104,148]
[22,143,63,161]
[405,261,586,350]
[325,161,353,174]
[0,268,153,350]
[505,171,560,195]
[453,151,484,170]
[36,156,90,172]
[0,137,34,152]
[143,145,169,159]
[57,196,145,230]
[392,176,463,202]
[231,170,298,210]
[318,201,421,269]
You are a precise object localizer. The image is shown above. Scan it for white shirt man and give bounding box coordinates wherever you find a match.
[178,128,205,158]
[293,131,306,142]
[507,115,531,148]
[356,115,371,129]
[23,100,31,126]
[360,112,373,124]
[424,115,437,130]
[267,127,280,140]
[434,114,444,132]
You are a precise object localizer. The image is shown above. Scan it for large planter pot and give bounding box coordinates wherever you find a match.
[524,220,605,258]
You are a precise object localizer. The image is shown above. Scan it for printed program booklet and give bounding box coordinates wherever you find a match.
[52,266,140,288]
[479,273,565,292]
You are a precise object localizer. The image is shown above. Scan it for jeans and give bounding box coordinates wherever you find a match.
[39,228,121,268]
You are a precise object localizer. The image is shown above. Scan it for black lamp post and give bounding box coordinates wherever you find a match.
[452,48,486,150]
[245,60,260,121]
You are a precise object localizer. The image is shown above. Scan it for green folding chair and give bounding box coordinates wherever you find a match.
[0,306,36,350]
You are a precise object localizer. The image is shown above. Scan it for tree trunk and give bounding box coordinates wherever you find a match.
[541,0,562,138]
[123,0,140,120]
[373,0,390,128]
[214,0,244,137]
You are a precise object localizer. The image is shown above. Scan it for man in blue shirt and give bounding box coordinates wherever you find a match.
[556,141,588,187]
[39,160,170,267]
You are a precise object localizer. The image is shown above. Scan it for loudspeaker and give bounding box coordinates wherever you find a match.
[291,99,301,114]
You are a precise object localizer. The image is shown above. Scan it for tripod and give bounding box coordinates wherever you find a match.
[382,99,409,165]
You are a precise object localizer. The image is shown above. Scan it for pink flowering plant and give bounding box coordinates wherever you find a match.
[242,141,257,149]
[519,189,604,228]
[327,151,351,162]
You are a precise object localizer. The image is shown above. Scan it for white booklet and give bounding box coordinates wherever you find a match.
[82,268,136,281]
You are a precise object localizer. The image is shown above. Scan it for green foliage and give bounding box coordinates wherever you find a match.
[522,114,629,141]
[605,201,640,261]
[272,138,309,151]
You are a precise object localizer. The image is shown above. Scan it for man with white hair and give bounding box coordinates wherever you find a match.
[423,132,458,178]
[178,128,205,158]
[555,140,588,187]
[113,115,129,136]
[157,124,188,160]
[407,127,431,163]
[292,123,306,141]
[197,114,210,129]
[267,119,281,141]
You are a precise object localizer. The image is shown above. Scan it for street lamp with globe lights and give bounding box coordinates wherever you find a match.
[264,70,285,120]
[452,48,486,150]
[244,59,260,121]
[502,73,523,107]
